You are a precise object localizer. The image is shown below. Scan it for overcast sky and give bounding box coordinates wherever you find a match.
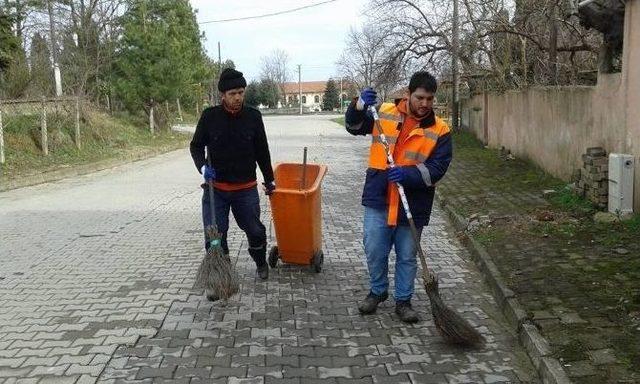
[189,0,366,83]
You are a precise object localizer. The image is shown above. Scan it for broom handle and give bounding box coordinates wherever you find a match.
[206,145,218,233]
[368,106,433,281]
[300,147,308,190]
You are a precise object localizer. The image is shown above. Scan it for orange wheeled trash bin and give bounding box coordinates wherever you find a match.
[268,162,328,272]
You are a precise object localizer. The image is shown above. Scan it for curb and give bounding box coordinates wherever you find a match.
[436,192,573,384]
[0,141,189,192]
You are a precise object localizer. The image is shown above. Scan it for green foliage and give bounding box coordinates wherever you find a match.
[0,9,29,98]
[1,44,30,99]
[113,0,209,112]
[0,9,20,72]
[549,188,596,214]
[257,79,279,108]
[244,79,279,108]
[244,81,260,107]
[323,79,339,110]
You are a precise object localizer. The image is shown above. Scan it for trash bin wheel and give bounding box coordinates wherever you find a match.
[312,250,324,273]
[268,246,279,268]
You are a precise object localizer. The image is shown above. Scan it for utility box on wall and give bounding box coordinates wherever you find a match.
[608,154,635,215]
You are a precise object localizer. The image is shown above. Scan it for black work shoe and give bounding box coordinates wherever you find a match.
[395,300,420,323]
[358,292,388,315]
[257,264,269,280]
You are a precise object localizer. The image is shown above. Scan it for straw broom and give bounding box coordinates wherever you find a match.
[368,106,484,347]
[193,147,239,301]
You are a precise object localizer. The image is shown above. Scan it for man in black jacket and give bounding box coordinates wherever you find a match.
[190,68,275,283]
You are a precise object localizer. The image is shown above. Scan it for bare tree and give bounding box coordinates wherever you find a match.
[337,25,405,99]
[362,0,606,91]
[58,0,127,96]
[260,49,290,104]
[5,0,127,97]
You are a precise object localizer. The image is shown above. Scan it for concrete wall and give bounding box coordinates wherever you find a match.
[461,0,640,212]
[463,76,627,168]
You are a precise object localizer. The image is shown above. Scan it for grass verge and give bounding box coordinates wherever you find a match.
[0,108,190,181]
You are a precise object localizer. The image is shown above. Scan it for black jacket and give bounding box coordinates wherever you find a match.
[190,105,274,184]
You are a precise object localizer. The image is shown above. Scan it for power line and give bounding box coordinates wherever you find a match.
[198,0,339,24]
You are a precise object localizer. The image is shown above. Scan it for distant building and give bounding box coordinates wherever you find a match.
[282,81,350,111]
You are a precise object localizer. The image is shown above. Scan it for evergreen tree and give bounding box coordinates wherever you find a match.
[0,9,20,73]
[113,0,208,112]
[323,79,339,111]
[244,81,260,107]
[257,79,279,108]
[0,9,29,98]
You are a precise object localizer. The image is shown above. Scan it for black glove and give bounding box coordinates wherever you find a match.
[263,181,276,196]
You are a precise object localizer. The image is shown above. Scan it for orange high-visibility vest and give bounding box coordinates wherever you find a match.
[368,101,450,225]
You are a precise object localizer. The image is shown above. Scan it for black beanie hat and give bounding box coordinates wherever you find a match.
[218,68,247,92]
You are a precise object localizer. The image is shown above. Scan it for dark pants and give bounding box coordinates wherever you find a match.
[202,186,267,266]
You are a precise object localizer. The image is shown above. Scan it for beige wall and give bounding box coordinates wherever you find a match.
[462,0,640,211]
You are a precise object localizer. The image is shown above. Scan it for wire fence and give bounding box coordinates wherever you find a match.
[0,95,206,165]
[0,97,81,164]
[0,96,445,166]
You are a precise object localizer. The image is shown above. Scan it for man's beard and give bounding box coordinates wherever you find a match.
[223,99,242,112]
[410,103,431,119]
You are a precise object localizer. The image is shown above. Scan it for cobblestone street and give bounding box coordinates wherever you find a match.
[0,115,536,383]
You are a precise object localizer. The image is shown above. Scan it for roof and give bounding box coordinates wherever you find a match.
[282,81,327,94]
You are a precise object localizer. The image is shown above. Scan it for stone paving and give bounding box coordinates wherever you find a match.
[1,115,536,383]
[437,131,640,383]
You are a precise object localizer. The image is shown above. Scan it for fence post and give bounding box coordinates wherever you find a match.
[149,103,155,134]
[0,109,5,164]
[41,97,48,156]
[176,98,183,122]
[75,97,81,149]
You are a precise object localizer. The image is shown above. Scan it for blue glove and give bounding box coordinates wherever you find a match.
[356,87,377,111]
[201,165,215,182]
[388,166,408,184]
[263,181,276,196]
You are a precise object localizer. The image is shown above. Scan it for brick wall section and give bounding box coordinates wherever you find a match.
[574,147,608,209]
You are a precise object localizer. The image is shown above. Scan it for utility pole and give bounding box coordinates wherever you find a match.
[339,77,343,113]
[452,0,460,130]
[215,41,221,104]
[47,0,62,97]
[298,64,302,115]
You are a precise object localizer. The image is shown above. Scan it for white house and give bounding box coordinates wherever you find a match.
[281,81,350,111]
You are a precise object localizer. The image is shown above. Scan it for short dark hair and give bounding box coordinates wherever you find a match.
[408,71,437,94]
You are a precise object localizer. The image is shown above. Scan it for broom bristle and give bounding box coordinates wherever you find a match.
[193,226,240,300]
[425,275,485,347]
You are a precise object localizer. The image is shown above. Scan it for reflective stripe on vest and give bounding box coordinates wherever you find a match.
[372,135,397,144]
[423,129,439,141]
[404,151,428,163]
[379,112,403,123]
